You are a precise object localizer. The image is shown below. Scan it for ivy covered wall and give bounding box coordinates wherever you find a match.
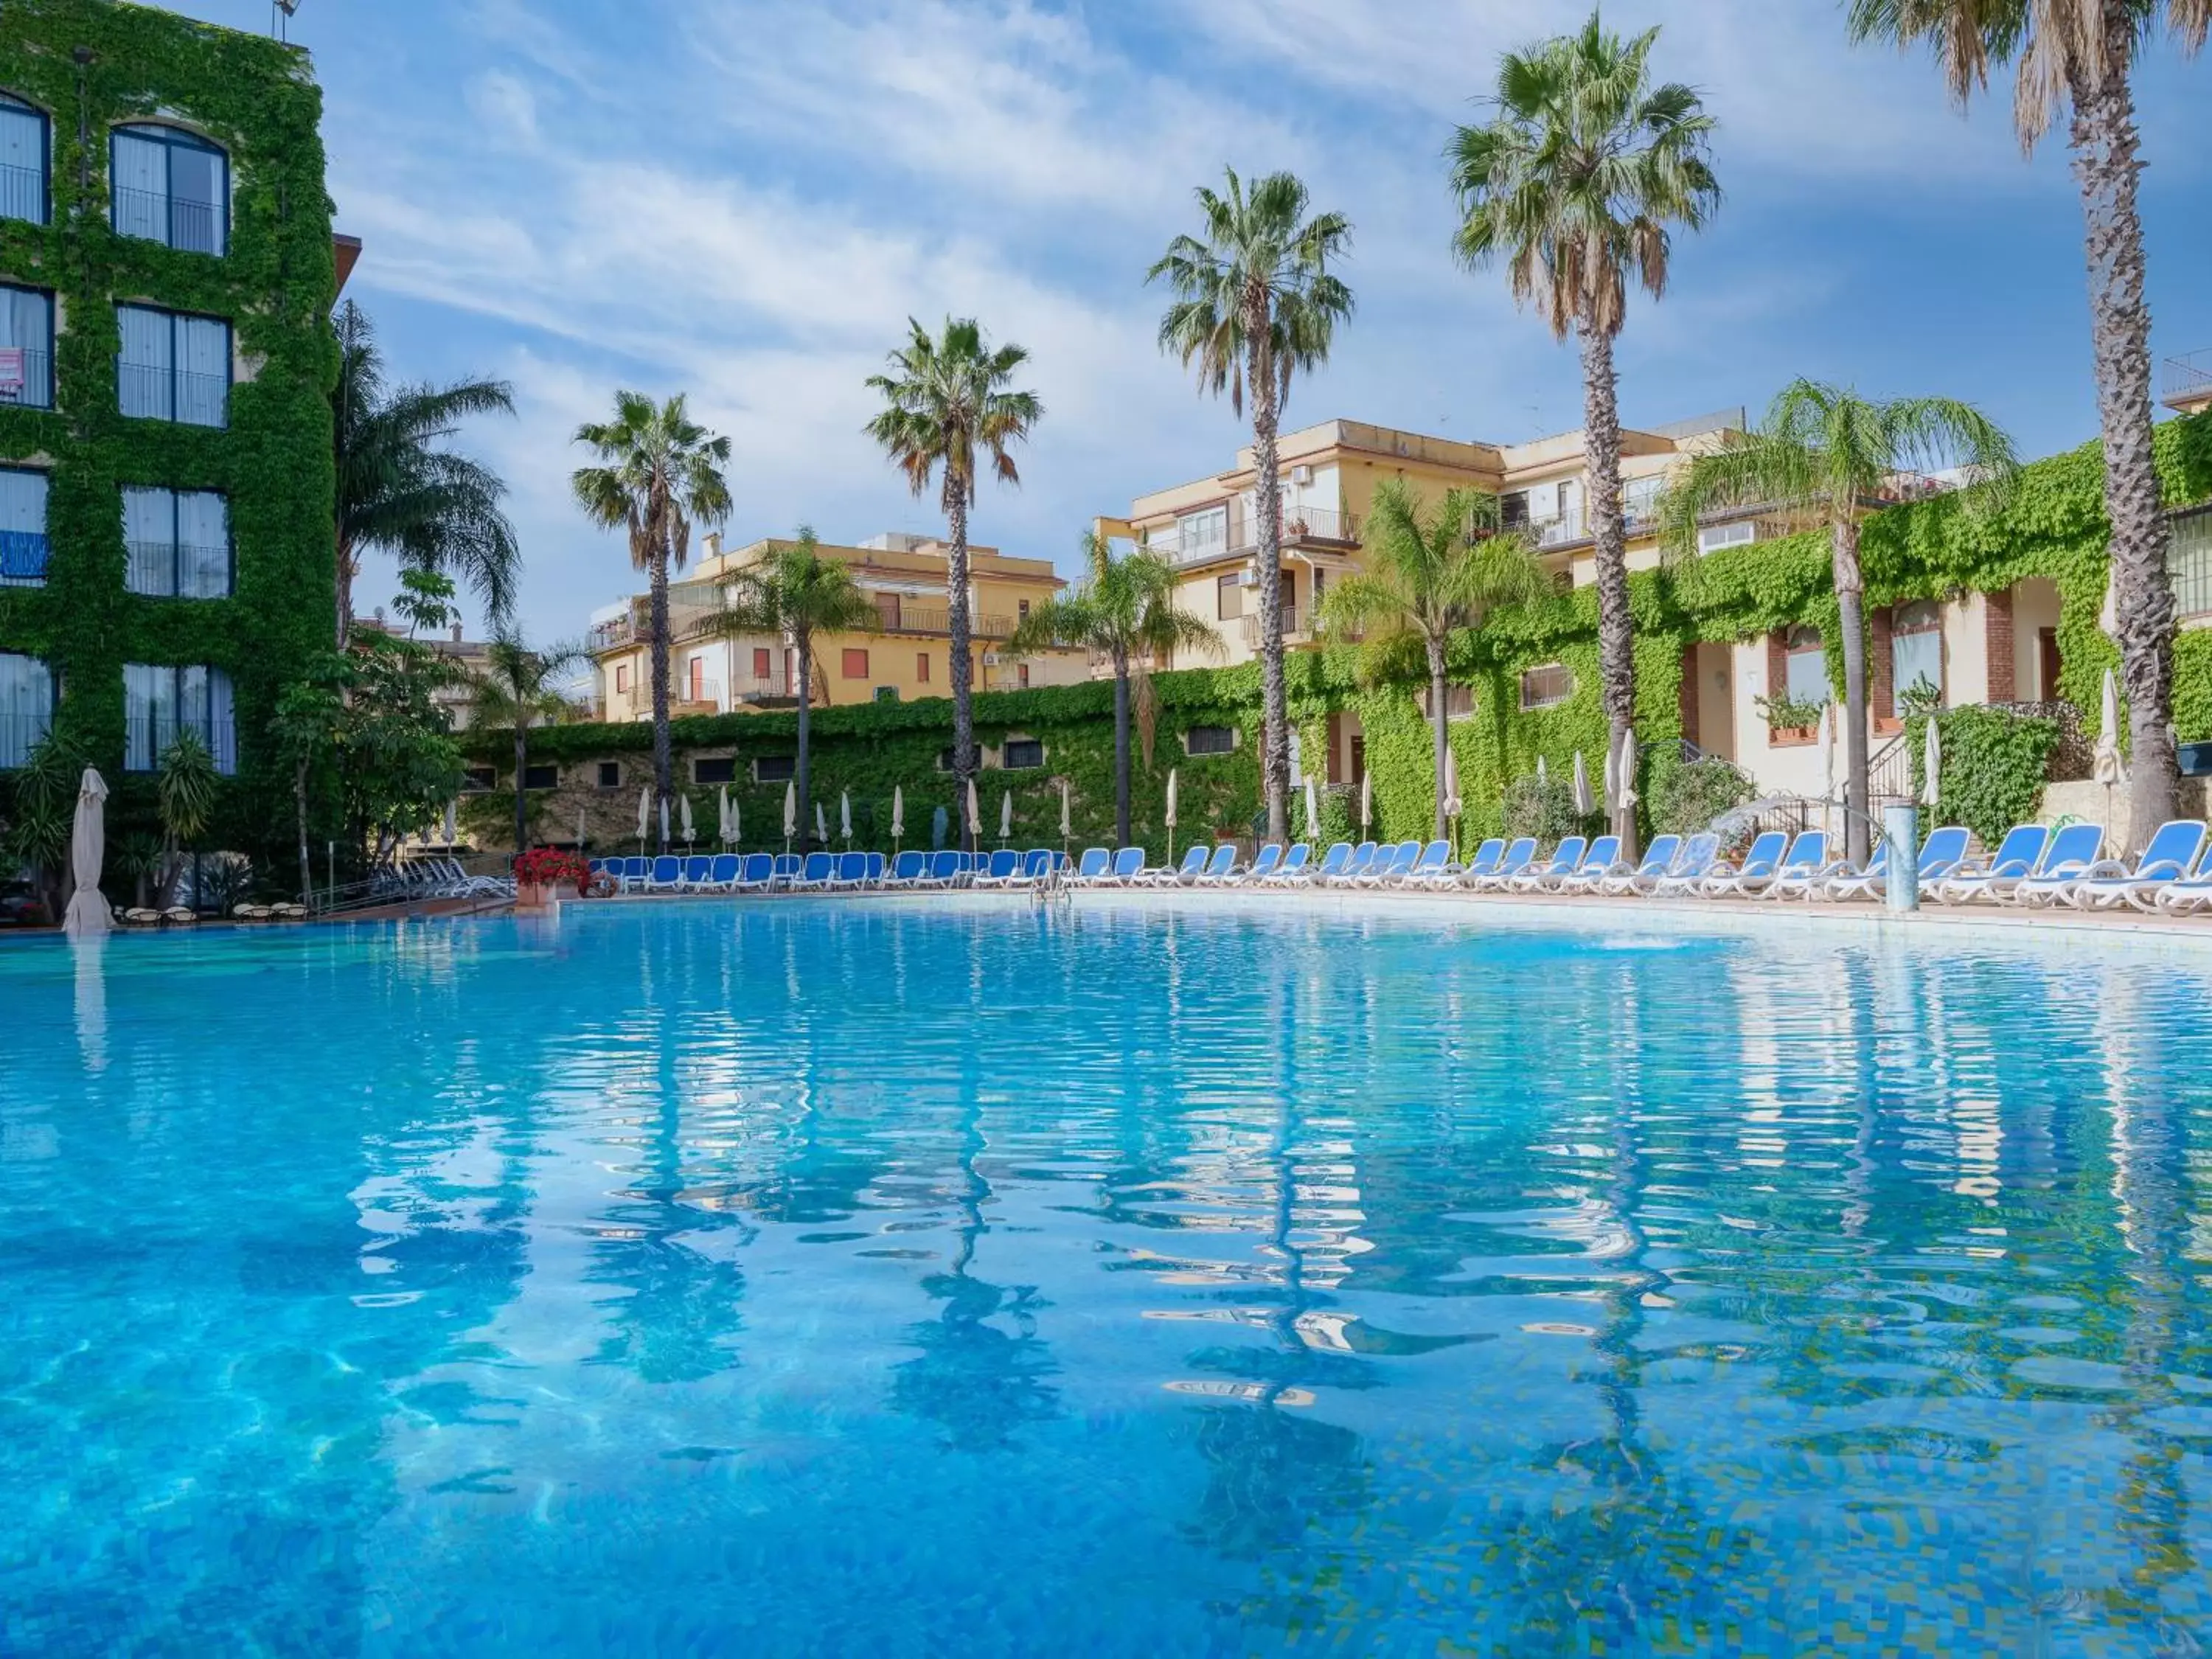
[484,414,2212,855]
[0,0,338,849]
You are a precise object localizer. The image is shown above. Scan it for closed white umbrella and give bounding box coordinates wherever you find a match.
[1817,703,1836,799]
[2098,571,2120,641]
[891,785,905,843]
[1357,770,1370,836]
[967,777,981,839]
[1304,776,1320,843]
[1603,742,1618,814]
[678,791,694,845]
[62,767,111,937]
[636,785,651,844]
[1165,767,1180,864]
[1059,777,1072,842]
[444,798,458,846]
[1441,745,1461,821]
[1536,754,1548,789]
[2095,666,2126,833]
[718,785,734,845]
[1615,728,1638,811]
[1922,715,1941,807]
[999,789,1012,844]
[815,800,828,846]
[1571,751,1593,818]
[658,796,670,849]
[782,779,796,844]
[840,790,852,845]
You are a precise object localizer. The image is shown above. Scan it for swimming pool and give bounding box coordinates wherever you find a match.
[4,897,2211,1655]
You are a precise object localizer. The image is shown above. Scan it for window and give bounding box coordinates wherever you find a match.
[1518,664,1575,711]
[1216,573,1242,621]
[1003,737,1044,769]
[916,651,930,684]
[1500,492,1530,530]
[937,746,959,772]
[461,765,495,793]
[842,647,869,679]
[117,306,230,427]
[753,755,796,782]
[0,284,54,410]
[693,756,736,785]
[751,647,772,679]
[0,94,49,226]
[111,124,228,255]
[873,591,901,630]
[1697,521,1759,556]
[122,487,229,597]
[1017,663,1030,689]
[613,664,630,694]
[1018,599,1031,622]
[1890,601,1944,713]
[523,763,558,790]
[0,467,47,588]
[1185,725,1237,757]
[597,760,622,789]
[1624,475,1665,525]
[2173,509,2212,621]
[123,662,235,773]
[686,655,707,701]
[1419,683,1475,721]
[0,650,53,767]
[1174,505,1227,562]
[1784,625,1829,706]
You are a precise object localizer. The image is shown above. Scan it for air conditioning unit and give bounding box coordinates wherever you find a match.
[1237,569,1261,587]
[981,651,1001,666]
[1290,464,1312,485]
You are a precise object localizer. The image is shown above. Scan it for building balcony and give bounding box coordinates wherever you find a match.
[1240,605,1318,648]
[0,346,53,411]
[1151,505,1363,568]
[2166,349,2212,415]
[0,529,48,586]
[870,604,1017,639]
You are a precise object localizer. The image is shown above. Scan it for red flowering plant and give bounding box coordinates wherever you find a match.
[512,848,591,890]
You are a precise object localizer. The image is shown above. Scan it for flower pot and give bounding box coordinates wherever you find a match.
[515,880,577,911]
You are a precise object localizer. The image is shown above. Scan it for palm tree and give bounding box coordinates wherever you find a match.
[1318,481,1549,838]
[1449,15,1719,855]
[1150,169,1353,846]
[1660,380,2017,864]
[571,392,733,849]
[1847,0,2206,849]
[712,528,879,847]
[1007,533,1225,847]
[865,319,1042,849]
[468,630,588,854]
[333,300,519,646]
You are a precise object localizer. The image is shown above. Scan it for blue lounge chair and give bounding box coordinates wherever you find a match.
[1068,847,1112,886]
[1099,846,1144,885]
[1264,843,1314,885]
[1234,844,1285,885]
[830,852,869,888]
[1144,846,1208,886]
[1353,840,1416,888]
[1015,849,1055,886]
[1644,833,1722,897]
[1307,842,1353,885]
[2153,832,2212,915]
[1694,830,1787,898]
[790,852,836,890]
[1820,825,1969,902]
[768,852,802,890]
[1761,832,1837,900]
[704,853,740,891]
[1328,841,1379,887]
[1467,837,1540,893]
[885,849,928,888]
[1930,823,2052,905]
[1593,834,1679,898]
[1397,840,1453,887]
[647,855,684,892]
[863,852,886,886]
[618,855,649,892]
[1551,835,1624,896]
[919,849,962,888]
[1451,839,1507,886]
[1508,836,1587,894]
[972,849,1023,888]
[2005,822,2107,906]
[734,852,774,891]
[680,855,713,890]
[2051,819,2203,911]
[1194,844,1240,886]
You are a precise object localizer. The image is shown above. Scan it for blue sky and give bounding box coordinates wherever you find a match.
[173,0,2212,641]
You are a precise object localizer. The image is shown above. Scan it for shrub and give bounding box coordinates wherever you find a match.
[1650,754,1756,838]
[1500,772,1588,843]
[1908,705,2060,846]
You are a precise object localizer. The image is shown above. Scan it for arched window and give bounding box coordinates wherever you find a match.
[1784,625,1829,707]
[1891,600,1944,713]
[111,123,228,255]
[0,93,49,226]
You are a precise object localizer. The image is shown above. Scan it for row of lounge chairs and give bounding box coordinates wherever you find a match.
[585,819,2212,915]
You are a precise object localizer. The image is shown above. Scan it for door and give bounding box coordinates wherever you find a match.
[2037,627,2060,702]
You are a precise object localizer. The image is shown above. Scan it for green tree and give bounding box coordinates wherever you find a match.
[1,732,86,918]
[865,319,1042,849]
[269,655,349,902]
[572,392,734,848]
[469,631,588,855]
[1449,15,1719,855]
[1846,0,2207,848]
[1318,481,1549,838]
[1150,169,1353,846]
[156,732,220,908]
[1660,380,2017,863]
[333,299,519,646]
[711,528,878,849]
[338,629,467,869]
[1007,533,1225,847]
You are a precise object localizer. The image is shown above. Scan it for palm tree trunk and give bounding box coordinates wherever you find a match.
[294,758,311,905]
[1428,636,1450,841]
[1578,322,1638,860]
[649,529,673,852]
[1112,649,1132,848]
[1247,295,1290,847]
[1833,518,1871,867]
[335,532,355,650]
[2070,41,2177,850]
[796,633,813,850]
[513,722,529,854]
[945,483,976,855]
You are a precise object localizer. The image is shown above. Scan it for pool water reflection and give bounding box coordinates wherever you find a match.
[3,900,2211,1656]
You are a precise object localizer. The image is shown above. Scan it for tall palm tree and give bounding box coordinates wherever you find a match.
[1660,380,2017,863]
[1006,532,1225,847]
[332,300,519,646]
[571,392,733,849]
[1150,169,1353,846]
[1318,481,1549,838]
[1449,15,1719,856]
[1847,0,2207,848]
[865,319,1041,849]
[712,528,879,847]
[468,630,588,854]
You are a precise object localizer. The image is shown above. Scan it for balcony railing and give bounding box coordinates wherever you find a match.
[125,714,236,775]
[118,361,229,428]
[1152,505,1363,567]
[126,538,230,598]
[113,186,225,257]
[2167,349,2212,410]
[0,162,44,226]
[0,346,53,410]
[0,529,48,586]
[1241,604,1312,646]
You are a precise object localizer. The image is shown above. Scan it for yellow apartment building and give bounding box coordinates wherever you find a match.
[588,531,1088,723]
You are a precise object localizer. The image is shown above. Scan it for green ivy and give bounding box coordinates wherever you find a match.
[1907,705,2062,846]
[0,1,338,863]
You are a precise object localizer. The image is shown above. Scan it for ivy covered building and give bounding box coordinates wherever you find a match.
[0,0,345,835]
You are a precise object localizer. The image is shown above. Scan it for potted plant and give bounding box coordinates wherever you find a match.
[512,847,591,908]
[1755,691,1826,745]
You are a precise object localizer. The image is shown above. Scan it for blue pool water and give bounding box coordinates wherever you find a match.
[5,898,2212,1656]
